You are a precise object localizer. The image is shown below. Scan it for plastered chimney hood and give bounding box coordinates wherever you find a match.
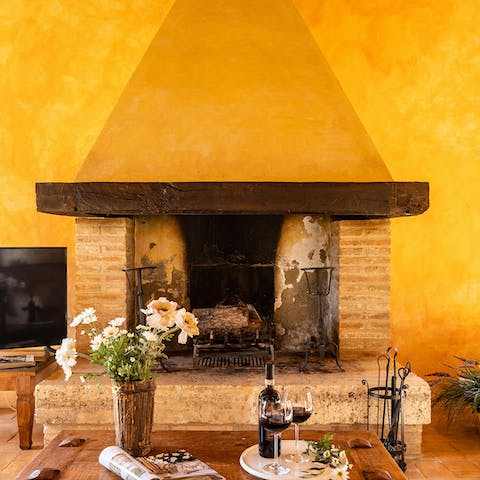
[36,0,428,218]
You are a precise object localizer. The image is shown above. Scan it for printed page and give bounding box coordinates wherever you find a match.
[136,450,226,480]
[99,446,161,480]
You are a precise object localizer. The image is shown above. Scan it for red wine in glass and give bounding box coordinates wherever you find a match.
[259,396,293,475]
[284,387,313,464]
[260,414,292,434]
[292,406,312,424]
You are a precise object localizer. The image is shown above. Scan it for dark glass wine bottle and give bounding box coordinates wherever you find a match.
[258,362,281,458]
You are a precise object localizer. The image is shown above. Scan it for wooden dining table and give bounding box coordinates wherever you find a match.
[15,429,407,479]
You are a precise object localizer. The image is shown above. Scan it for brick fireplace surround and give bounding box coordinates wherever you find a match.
[72,216,391,357]
[35,214,430,457]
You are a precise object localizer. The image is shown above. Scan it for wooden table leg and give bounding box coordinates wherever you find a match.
[16,375,35,449]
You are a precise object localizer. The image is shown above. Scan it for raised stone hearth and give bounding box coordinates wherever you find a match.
[36,358,430,457]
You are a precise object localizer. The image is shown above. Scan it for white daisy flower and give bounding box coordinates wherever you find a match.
[109,317,125,327]
[142,330,159,342]
[55,338,77,380]
[90,334,103,351]
[81,307,98,324]
[102,326,120,338]
[330,467,350,479]
[69,314,83,328]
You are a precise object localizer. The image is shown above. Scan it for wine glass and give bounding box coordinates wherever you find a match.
[284,386,313,463]
[259,394,293,475]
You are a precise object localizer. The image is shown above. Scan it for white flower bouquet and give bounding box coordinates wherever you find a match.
[303,434,352,479]
[55,297,199,382]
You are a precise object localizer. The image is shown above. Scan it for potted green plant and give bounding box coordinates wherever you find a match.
[428,356,480,425]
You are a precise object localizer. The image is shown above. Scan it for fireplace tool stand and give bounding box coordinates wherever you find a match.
[123,265,169,372]
[300,267,342,372]
[362,347,411,472]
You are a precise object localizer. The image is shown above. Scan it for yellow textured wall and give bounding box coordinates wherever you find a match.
[1,0,478,376]
[0,0,174,305]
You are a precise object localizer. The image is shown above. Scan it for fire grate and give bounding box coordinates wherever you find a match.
[192,303,274,368]
[196,351,270,368]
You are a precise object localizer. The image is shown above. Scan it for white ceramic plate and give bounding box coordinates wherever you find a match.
[239,440,329,479]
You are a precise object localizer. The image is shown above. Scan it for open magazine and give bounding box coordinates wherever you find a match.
[99,446,225,480]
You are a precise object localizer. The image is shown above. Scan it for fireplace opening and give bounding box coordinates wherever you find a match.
[133,214,342,364]
[178,215,282,366]
[180,215,283,320]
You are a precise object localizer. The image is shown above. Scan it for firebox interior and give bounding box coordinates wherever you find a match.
[180,215,283,321]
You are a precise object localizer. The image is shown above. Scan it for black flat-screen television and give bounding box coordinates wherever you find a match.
[0,247,67,349]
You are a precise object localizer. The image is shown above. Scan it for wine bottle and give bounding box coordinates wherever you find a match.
[258,362,281,458]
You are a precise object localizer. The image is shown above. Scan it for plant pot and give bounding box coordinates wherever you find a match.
[112,379,156,456]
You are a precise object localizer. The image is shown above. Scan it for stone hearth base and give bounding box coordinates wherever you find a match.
[36,358,430,457]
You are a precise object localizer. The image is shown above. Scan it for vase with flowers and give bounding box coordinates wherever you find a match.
[55,296,199,456]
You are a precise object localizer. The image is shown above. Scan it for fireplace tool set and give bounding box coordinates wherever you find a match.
[362,347,411,472]
[300,266,342,371]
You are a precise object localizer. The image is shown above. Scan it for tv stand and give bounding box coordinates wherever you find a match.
[0,357,57,449]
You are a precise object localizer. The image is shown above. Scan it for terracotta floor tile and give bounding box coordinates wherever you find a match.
[0,425,17,443]
[0,473,15,480]
[2,451,40,475]
[440,457,480,476]
[445,474,480,480]
[405,465,427,479]
[0,442,28,454]
[0,410,15,421]
[0,451,17,470]
[415,459,457,479]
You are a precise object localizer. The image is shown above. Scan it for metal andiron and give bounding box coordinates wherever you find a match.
[362,346,411,472]
[123,265,156,327]
[123,265,169,372]
[300,266,342,371]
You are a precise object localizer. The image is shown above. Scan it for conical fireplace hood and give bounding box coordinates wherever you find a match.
[75,0,391,182]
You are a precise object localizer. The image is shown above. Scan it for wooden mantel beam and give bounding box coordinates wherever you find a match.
[36,182,429,218]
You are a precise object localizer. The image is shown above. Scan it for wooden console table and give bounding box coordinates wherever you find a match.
[15,429,407,479]
[0,357,57,449]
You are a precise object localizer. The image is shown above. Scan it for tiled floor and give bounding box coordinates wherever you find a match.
[0,408,44,480]
[406,412,480,480]
[0,408,479,479]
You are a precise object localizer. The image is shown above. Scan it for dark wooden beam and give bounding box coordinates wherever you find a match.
[36,182,429,218]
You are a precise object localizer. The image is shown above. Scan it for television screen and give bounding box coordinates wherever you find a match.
[0,247,67,349]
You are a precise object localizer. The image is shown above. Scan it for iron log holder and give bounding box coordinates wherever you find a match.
[123,265,169,372]
[300,266,342,371]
